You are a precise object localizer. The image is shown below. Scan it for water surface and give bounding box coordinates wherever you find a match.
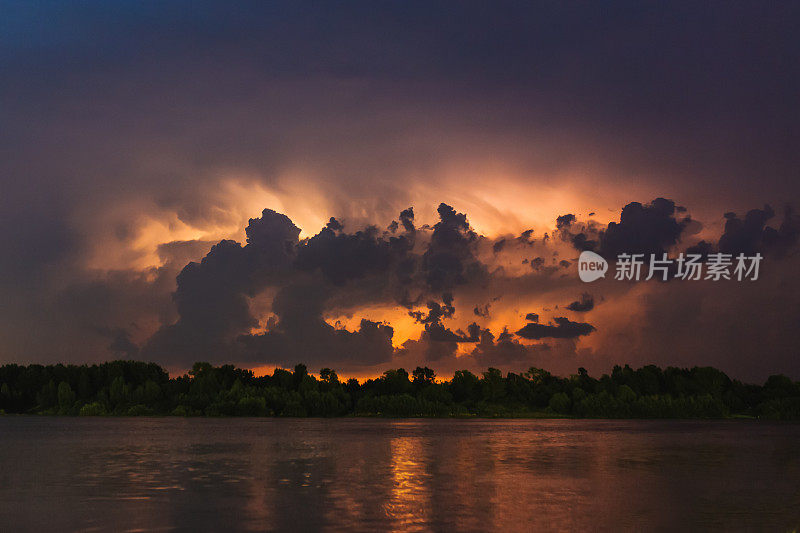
[1,418,798,531]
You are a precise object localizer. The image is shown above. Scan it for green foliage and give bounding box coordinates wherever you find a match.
[237,396,267,416]
[79,402,107,416]
[171,405,196,416]
[0,360,798,418]
[57,381,76,414]
[548,392,571,414]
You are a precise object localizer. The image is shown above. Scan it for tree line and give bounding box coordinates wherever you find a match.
[0,361,799,419]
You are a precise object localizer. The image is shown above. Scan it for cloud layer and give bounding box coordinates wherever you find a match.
[2,2,800,379]
[125,199,800,380]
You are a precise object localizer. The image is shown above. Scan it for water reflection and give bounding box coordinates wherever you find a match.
[0,418,799,531]
[387,433,431,531]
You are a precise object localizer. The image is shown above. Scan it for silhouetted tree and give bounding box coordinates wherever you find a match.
[0,360,797,419]
[412,367,435,385]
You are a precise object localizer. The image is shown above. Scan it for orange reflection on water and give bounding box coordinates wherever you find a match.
[386,429,432,531]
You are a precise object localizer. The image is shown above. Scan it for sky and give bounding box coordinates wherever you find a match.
[1,1,799,381]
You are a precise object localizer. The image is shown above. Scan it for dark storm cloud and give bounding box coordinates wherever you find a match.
[423,322,481,344]
[399,208,415,233]
[673,204,799,262]
[473,328,530,364]
[237,281,395,368]
[325,217,343,232]
[564,199,800,275]
[561,198,689,257]
[143,205,491,367]
[556,214,576,230]
[398,321,484,364]
[409,296,455,325]
[571,233,598,252]
[516,317,596,340]
[474,303,491,318]
[565,293,595,312]
[718,205,799,257]
[530,257,545,271]
[8,195,800,378]
[295,224,410,286]
[241,317,394,368]
[107,329,140,359]
[471,328,553,368]
[422,203,487,292]
[409,294,481,358]
[600,198,689,257]
[144,210,301,362]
